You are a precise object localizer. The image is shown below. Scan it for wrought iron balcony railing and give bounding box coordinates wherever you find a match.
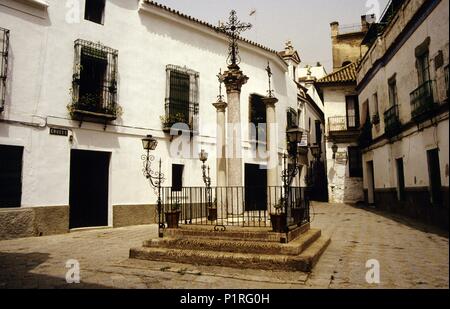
[328,116,359,132]
[384,104,401,137]
[410,80,435,120]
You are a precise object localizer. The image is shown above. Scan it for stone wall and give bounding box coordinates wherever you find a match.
[113,205,156,228]
[0,206,69,240]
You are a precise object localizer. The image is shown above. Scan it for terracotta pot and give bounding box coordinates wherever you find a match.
[165,211,181,229]
[208,208,217,221]
[270,213,287,233]
[292,208,305,226]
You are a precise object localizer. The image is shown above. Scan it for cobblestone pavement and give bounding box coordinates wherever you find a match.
[0,203,448,289]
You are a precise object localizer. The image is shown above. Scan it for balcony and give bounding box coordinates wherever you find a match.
[358,120,373,149]
[384,105,401,137]
[410,81,435,121]
[328,116,360,143]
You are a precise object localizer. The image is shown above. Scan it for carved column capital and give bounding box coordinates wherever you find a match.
[213,101,228,112]
[220,68,249,93]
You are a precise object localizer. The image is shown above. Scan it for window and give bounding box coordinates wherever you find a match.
[345,95,360,128]
[0,27,9,112]
[0,145,23,208]
[388,76,398,107]
[348,147,363,177]
[287,108,298,129]
[72,40,118,117]
[427,149,442,205]
[315,120,322,145]
[85,0,106,25]
[373,92,379,116]
[416,51,430,86]
[172,164,184,192]
[165,65,199,132]
[249,94,266,144]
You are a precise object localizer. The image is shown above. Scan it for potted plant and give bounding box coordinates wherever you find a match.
[291,201,306,227]
[270,198,287,233]
[208,198,218,221]
[160,113,189,133]
[165,200,181,229]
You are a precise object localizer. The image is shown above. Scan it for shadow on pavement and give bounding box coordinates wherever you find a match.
[0,252,110,289]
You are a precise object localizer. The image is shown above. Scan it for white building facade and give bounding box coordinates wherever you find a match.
[357,0,449,228]
[0,0,299,238]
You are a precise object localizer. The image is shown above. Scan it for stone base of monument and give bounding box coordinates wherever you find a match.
[129,224,330,272]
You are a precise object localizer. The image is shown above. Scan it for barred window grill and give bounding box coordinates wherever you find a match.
[72,39,118,116]
[165,65,199,132]
[0,27,9,112]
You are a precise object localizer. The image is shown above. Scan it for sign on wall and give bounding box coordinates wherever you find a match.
[49,128,69,137]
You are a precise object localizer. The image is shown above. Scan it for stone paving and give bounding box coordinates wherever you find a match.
[0,203,448,289]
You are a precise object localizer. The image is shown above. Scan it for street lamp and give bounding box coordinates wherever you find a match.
[199,149,211,188]
[331,143,338,159]
[310,145,321,160]
[141,135,165,238]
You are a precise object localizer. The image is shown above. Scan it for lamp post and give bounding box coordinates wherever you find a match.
[199,149,213,209]
[141,135,165,238]
[331,143,338,159]
[281,127,304,220]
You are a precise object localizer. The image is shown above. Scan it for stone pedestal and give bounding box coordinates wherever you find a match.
[221,67,248,216]
[262,96,279,188]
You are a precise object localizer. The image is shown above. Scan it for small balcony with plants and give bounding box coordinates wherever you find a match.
[161,101,198,135]
[410,80,436,121]
[383,104,401,137]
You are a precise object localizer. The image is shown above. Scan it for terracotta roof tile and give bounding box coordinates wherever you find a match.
[143,1,281,57]
[316,62,357,84]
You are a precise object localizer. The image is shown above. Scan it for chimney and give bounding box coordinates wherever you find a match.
[330,21,339,37]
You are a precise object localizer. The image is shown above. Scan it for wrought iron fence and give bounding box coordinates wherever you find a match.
[159,186,310,230]
[410,80,435,119]
[0,27,9,112]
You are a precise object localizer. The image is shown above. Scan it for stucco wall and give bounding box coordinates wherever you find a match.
[0,0,299,231]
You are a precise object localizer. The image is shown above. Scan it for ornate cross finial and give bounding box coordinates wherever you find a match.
[266,61,274,97]
[218,10,252,69]
[217,69,225,102]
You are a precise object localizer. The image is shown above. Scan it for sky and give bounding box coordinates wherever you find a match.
[154,0,390,73]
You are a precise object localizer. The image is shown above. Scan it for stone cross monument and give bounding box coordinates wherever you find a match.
[218,10,252,189]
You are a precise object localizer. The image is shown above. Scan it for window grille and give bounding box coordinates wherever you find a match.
[72,39,118,117]
[165,65,199,132]
[0,27,9,112]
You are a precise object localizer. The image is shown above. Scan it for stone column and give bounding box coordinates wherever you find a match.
[213,101,228,188]
[221,67,248,218]
[213,101,228,221]
[262,96,279,188]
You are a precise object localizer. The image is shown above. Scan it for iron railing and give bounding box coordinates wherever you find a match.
[0,27,9,112]
[328,116,358,132]
[410,80,435,119]
[159,186,310,230]
[71,39,119,117]
[384,104,401,136]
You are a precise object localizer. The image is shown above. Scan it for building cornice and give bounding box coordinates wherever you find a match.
[356,0,441,93]
[140,1,287,70]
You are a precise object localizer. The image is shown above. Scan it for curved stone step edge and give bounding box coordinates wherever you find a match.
[142,229,322,256]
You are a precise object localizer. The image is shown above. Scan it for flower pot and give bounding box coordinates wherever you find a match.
[165,211,181,229]
[208,208,217,221]
[292,208,305,227]
[270,213,287,233]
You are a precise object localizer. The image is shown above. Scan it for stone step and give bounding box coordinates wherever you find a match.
[143,229,322,256]
[130,235,331,272]
[163,223,310,243]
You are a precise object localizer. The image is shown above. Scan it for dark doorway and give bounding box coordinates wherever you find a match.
[245,164,267,211]
[70,150,110,229]
[396,158,405,201]
[172,164,184,192]
[0,145,23,208]
[427,148,442,205]
[366,161,375,205]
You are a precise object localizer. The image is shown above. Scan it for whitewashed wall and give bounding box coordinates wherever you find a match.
[0,0,298,224]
